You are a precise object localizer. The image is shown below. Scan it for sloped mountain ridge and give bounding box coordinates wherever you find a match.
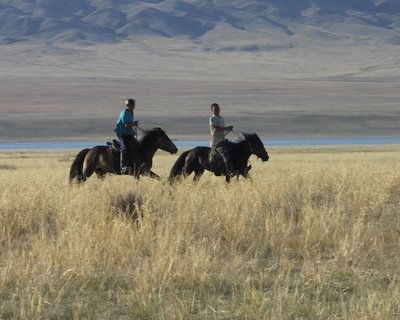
[0,0,399,49]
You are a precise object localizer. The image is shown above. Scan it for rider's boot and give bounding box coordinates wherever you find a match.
[120,149,131,175]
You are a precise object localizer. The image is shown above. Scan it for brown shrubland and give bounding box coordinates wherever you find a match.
[0,146,399,319]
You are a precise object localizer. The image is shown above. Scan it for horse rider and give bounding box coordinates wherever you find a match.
[114,98,138,175]
[208,103,235,174]
[209,102,233,147]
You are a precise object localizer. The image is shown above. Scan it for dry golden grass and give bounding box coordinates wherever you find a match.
[0,146,400,319]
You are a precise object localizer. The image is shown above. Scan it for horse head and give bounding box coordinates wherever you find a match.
[243,133,269,161]
[153,127,178,154]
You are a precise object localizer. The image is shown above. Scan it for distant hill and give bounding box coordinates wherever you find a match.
[1,0,399,50]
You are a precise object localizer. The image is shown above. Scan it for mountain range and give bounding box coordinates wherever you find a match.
[1,0,400,50]
[1,0,400,141]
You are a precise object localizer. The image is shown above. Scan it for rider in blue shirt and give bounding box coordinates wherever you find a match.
[114,98,138,174]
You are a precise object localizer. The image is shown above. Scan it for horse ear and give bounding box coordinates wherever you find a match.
[106,141,112,146]
[113,139,121,147]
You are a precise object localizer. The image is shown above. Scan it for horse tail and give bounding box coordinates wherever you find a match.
[168,149,191,183]
[69,148,90,184]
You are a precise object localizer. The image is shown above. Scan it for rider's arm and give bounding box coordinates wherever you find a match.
[122,111,138,128]
[210,118,232,132]
[213,125,233,131]
[124,121,138,128]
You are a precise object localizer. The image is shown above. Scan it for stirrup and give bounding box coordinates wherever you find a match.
[121,166,132,175]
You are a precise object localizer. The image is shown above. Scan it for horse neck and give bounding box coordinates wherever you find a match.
[138,137,159,159]
[236,140,252,158]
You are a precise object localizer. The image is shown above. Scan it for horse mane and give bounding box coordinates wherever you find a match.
[228,133,249,144]
[228,132,257,143]
[242,132,257,140]
[138,127,165,146]
[140,127,163,138]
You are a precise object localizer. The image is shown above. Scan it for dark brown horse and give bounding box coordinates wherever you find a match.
[69,127,178,183]
[169,132,269,183]
[69,139,121,184]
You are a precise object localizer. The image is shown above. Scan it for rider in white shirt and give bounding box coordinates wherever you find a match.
[209,103,233,147]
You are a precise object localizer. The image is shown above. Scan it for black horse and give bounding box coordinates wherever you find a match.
[128,127,178,179]
[169,132,269,183]
[69,127,177,183]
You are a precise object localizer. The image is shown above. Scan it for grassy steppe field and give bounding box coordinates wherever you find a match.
[0,146,399,319]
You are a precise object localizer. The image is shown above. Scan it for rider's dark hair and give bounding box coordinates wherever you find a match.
[211,103,219,110]
[126,98,135,106]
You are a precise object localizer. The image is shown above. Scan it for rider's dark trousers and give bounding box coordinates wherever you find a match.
[117,134,137,174]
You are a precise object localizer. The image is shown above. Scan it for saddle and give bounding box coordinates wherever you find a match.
[209,140,233,175]
[106,139,121,152]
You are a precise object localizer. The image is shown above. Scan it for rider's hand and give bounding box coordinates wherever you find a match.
[227,126,233,131]
[133,120,138,126]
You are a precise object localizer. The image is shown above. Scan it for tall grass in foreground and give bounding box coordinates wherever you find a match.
[0,146,399,319]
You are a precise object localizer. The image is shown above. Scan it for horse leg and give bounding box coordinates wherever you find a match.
[236,164,252,181]
[193,168,205,182]
[148,170,161,180]
[82,164,95,180]
[95,169,107,179]
[242,166,252,181]
[175,161,192,180]
[132,162,147,179]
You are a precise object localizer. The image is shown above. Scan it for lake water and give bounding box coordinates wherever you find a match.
[0,136,400,151]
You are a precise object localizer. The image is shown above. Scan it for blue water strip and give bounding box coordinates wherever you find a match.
[0,136,399,151]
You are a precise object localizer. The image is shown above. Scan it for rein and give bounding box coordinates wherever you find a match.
[230,129,243,140]
[136,126,146,135]
[225,129,243,140]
